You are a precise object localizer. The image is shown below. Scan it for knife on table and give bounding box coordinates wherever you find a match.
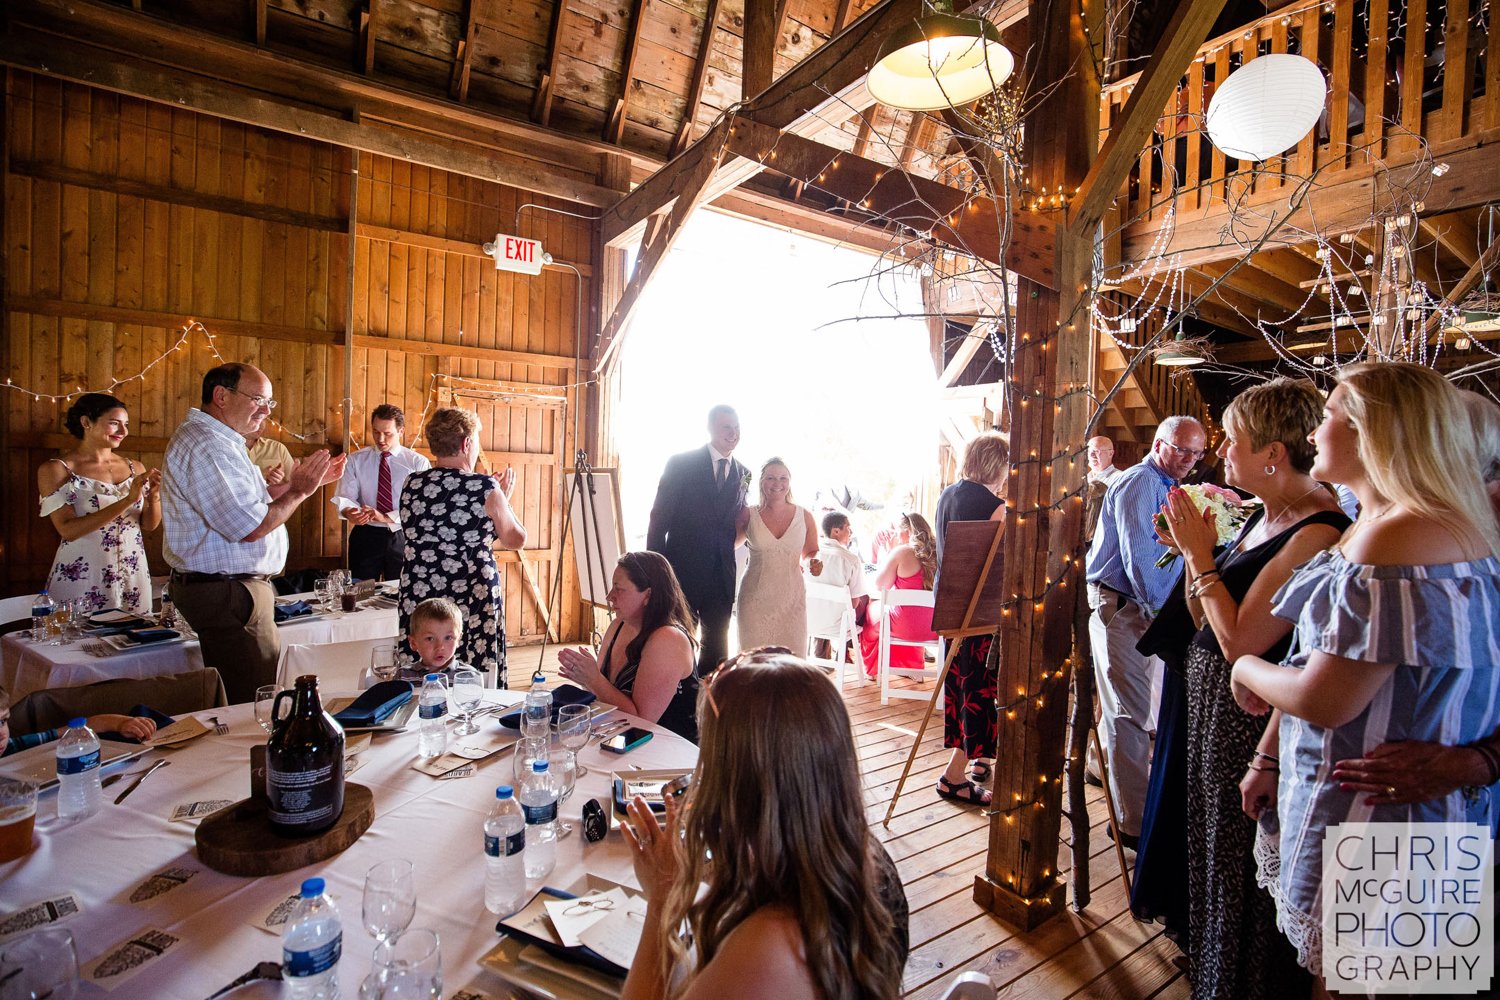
[114,758,169,804]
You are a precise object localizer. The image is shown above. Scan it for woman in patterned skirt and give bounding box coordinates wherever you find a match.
[931,431,1009,805]
[1146,378,1347,998]
[1232,363,1500,991]
[397,407,526,686]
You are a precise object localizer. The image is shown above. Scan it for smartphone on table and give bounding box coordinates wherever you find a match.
[600,727,654,754]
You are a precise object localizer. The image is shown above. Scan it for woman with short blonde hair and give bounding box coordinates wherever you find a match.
[960,431,1009,489]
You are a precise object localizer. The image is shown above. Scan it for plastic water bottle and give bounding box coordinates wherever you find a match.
[485,785,527,915]
[282,877,342,1000]
[31,590,54,642]
[522,677,552,740]
[158,586,176,629]
[56,718,102,822]
[417,673,448,759]
[519,759,558,880]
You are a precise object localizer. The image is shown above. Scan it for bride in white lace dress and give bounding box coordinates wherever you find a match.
[735,458,820,653]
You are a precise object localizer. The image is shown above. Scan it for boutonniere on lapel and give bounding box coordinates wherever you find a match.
[737,469,752,500]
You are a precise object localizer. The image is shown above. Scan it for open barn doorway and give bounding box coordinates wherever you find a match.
[610,209,944,569]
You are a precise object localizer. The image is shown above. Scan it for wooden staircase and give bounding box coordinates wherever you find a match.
[1092,312,1213,456]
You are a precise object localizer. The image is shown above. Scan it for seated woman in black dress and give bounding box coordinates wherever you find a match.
[1134,377,1347,999]
[557,551,700,742]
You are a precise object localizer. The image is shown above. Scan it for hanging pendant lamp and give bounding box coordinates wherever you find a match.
[1155,330,1206,367]
[867,3,1014,112]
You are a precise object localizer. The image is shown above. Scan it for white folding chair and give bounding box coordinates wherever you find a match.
[803,577,859,689]
[936,970,995,1000]
[877,588,942,706]
[0,594,36,632]
[278,637,388,691]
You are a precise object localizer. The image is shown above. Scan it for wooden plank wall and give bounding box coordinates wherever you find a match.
[2,71,595,646]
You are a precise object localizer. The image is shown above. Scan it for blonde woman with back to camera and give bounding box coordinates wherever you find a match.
[621,651,907,1000]
[1230,362,1500,993]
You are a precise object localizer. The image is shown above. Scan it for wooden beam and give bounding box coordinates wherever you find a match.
[252,0,267,46]
[1122,142,1500,268]
[1422,237,1500,339]
[531,0,568,126]
[1069,0,1232,236]
[743,0,787,99]
[7,296,343,346]
[726,117,1055,285]
[834,0,858,31]
[450,0,481,102]
[672,0,722,157]
[356,334,577,368]
[8,158,347,232]
[358,0,377,75]
[594,119,732,373]
[606,0,649,144]
[1420,213,1480,270]
[851,104,877,159]
[355,223,592,275]
[0,28,618,208]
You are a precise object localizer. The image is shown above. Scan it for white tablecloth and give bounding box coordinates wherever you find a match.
[1,694,696,999]
[0,600,399,701]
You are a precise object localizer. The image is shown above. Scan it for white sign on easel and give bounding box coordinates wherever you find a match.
[565,467,624,608]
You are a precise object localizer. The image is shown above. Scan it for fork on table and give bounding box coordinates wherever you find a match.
[208,715,229,735]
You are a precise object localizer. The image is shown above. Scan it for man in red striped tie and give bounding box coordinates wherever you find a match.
[330,404,430,581]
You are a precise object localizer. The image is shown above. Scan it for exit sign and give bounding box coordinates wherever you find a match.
[483,233,548,275]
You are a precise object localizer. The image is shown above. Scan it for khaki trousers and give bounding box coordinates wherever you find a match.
[1088,595,1162,838]
[171,576,280,705]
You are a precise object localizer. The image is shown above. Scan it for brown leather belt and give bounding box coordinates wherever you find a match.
[170,570,270,584]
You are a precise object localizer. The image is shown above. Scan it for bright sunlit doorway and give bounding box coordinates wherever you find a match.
[610,209,944,559]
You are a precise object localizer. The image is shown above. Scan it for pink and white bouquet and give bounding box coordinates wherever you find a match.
[1154,483,1259,568]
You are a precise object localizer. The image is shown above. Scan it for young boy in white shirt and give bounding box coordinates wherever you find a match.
[808,512,869,661]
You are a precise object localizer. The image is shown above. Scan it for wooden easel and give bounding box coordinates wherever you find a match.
[882,519,1007,827]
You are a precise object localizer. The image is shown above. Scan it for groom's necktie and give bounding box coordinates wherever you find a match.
[716,458,728,484]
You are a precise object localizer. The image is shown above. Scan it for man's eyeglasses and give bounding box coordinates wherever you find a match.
[235,389,278,410]
[1159,441,1205,461]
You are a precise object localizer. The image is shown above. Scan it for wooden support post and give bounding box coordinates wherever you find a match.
[357,0,377,75]
[252,0,267,46]
[450,0,481,102]
[532,0,567,125]
[606,0,648,144]
[672,0,722,156]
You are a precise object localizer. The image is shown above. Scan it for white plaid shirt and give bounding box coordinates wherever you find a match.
[161,408,288,575]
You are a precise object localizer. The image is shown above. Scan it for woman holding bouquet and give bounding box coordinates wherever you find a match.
[1138,378,1346,999]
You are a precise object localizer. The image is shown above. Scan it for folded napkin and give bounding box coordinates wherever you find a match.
[332,680,413,727]
[89,607,143,625]
[124,628,180,645]
[273,601,313,624]
[497,684,597,730]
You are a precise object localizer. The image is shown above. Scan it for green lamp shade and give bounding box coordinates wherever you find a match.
[867,14,1014,112]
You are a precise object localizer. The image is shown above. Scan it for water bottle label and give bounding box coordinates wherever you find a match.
[485,830,524,857]
[522,801,557,825]
[32,605,49,617]
[283,934,342,977]
[419,702,446,720]
[58,749,101,775]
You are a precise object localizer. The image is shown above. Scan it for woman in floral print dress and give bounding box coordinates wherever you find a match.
[397,407,527,686]
[37,393,160,615]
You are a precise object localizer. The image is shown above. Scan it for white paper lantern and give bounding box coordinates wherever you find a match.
[1205,53,1326,162]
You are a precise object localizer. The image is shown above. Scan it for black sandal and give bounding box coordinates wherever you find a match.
[936,776,992,805]
[967,760,993,784]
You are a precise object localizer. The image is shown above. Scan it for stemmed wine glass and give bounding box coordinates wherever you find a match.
[0,927,80,1000]
[255,685,278,735]
[362,859,416,948]
[555,704,592,779]
[450,668,484,736]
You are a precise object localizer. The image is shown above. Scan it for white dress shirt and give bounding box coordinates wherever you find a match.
[329,445,430,531]
[807,539,869,637]
[161,408,287,575]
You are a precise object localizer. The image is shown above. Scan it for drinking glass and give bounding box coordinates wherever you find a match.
[0,928,80,1000]
[360,927,440,999]
[513,735,549,784]
[362,859,417,947]
[46,602,69,645]
[66,600,91,641]
[254,685,278,736]
[370,644,399,683]
[555,704,592,779]
[0,779,39,863]
[449,668,484,736]
[313,577,337,615]
[548,748,577,804]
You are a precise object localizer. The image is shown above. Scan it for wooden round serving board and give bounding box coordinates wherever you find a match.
[194,784,374,876]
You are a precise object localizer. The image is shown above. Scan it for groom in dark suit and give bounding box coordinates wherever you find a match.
[647,405,747,675]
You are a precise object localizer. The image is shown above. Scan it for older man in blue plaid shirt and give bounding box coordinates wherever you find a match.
[161,364,345,703]
[1085,415,1206,845]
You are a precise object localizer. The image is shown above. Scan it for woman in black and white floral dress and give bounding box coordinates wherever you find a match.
[397,407,527,686]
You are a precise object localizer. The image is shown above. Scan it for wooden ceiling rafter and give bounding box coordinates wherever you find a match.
[252,0,267,46]
[449,0,482,103]
[851,103,878,159]
[607,0,650,144]
[744,0,794,100]
[357,0,377,75]
[1420,212,1480,271]
[532,0,569,126]
[672,0,724,156]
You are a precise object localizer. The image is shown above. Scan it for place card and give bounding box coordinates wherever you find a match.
[82,927,180,991]
[576,894,650,970]
[170,799,233,822]
[129,866,200,903]
[449,987,498,1000]
[438,764,475,780]
[0,894,82,938]
[542,888,630,947]
[410,731,517,777]
[254,893,301,935]
[146,716,210,748]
